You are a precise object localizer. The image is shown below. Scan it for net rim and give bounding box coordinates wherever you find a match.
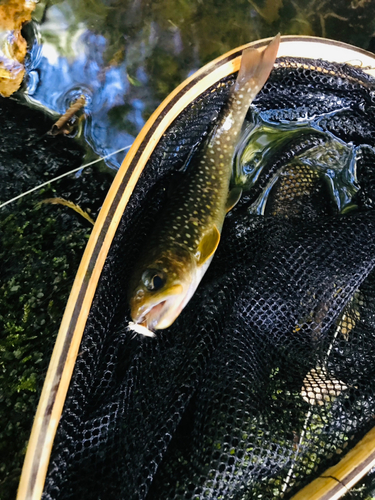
[16,35,375,500]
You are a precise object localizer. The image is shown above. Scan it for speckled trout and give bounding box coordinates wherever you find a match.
[129,35,280,332]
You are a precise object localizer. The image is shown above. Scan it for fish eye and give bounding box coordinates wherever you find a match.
[142,269,166,291]
[152,274,164,290]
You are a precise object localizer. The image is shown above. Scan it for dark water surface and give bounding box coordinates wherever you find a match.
[1,0,375,498]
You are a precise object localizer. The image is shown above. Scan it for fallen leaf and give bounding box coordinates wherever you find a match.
[0,0,36,97]
[38,197,95,225]
[301,366,348,406]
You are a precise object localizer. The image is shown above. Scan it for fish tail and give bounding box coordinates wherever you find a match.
[234,33,280,94]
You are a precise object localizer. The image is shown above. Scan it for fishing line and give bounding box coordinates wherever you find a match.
[0,145,131,209]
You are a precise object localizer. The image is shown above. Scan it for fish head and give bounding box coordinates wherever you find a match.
[129,245,198,331]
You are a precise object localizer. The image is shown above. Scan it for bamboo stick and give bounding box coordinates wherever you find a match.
[291,426,375,500]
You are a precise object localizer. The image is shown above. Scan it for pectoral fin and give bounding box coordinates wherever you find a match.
[196,225,220,265]
[226,187,242,213]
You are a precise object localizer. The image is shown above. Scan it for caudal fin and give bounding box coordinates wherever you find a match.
[235,33,280,92]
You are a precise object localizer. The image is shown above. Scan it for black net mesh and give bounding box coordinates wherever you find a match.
[42,57,375,499]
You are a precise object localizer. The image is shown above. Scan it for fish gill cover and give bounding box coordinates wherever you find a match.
[43,57,375,499]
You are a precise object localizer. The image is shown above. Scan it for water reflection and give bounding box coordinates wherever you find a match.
[24,0,375,170]
[26,4,144,168]
[237,116,357,215]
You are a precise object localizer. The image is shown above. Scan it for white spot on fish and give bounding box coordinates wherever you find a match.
[222,115,233,131]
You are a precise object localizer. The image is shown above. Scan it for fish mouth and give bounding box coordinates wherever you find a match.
[135,299,167,331]
[131,283,185,331]
[133,294,186,331]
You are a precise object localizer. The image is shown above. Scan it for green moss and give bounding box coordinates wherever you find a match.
[0,197,92,499]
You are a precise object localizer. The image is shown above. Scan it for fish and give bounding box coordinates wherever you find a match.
[128,34,280,333]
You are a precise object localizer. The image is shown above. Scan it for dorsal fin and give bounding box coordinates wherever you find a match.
[235,34,280,92]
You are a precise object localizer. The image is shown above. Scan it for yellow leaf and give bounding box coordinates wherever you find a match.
[0,0,36,96]
[39,197,95,225]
